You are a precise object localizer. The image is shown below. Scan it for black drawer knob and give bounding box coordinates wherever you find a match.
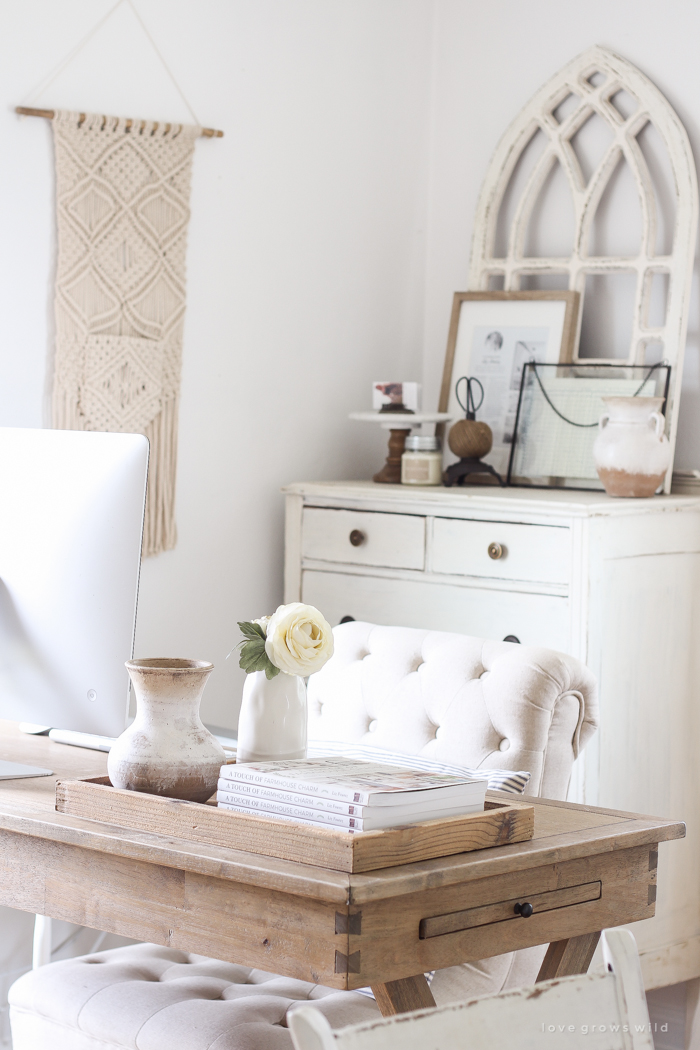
[349,529,366,547]
[503,635,521,644]
[339,616,355,624]
[514,902,533,918]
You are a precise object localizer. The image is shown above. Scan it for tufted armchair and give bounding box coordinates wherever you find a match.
[307,622,597,801]
[9,623,598,1050]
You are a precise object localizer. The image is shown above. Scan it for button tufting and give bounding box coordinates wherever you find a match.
[434,726,442,739]
[499,738,510,751]
[368,720,378,732]
[480,670,489,679]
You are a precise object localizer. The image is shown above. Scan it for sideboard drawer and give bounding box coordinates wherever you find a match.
[302,570,570,651]
[302,508,425,570]
[433,517,570,585]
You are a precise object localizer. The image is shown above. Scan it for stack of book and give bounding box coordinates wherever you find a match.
[217,756,488,831]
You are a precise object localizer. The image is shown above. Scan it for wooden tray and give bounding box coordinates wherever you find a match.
[55,776,534,873]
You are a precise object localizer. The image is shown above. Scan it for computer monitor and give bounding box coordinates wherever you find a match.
[0,428,148,757]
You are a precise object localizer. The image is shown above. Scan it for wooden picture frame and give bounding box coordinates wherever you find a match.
[438,291,580,477]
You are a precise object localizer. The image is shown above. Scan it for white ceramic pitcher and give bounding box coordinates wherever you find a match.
[593,396,671,498]
[236,671,307,763]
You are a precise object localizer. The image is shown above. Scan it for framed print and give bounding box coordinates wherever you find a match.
[508,362,671,490]
[438,291,580,477]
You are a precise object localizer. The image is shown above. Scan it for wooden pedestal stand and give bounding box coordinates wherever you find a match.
[349,412,452,484]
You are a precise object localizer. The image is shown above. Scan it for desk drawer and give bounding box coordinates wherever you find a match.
[302,508,425,570]
[433,517,570,585]
[420,881,601,938]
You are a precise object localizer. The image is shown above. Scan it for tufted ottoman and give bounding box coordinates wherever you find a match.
[8,943,381,1050]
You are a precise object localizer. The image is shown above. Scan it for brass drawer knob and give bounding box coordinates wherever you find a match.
[349,529,366,547]
[488,541,504,560]
[514,902,533,918]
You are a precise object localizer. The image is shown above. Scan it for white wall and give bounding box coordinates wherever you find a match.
[0,3,434,1041]
[422,0,700,467]
[0,0,434,730]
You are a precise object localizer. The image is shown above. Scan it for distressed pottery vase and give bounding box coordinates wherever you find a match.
[593,396,671,498]
[108,658,225,802]
[236,671,307,763]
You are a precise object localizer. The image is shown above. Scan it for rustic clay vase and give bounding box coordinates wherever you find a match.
[236,671,307,763]
[593,396,671,498]
[108,658,225,802]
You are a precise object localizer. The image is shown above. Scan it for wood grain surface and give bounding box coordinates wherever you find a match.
[55,776,535,873]
[0,722,687,995]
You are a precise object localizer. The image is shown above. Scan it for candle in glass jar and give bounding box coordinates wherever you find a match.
[401,435,442,485]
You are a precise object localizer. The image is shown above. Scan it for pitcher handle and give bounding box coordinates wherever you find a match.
[650,411,665,441]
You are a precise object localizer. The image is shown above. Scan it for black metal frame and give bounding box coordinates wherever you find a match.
[506,362,671,491]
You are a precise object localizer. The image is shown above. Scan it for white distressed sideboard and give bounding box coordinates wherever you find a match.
[283,480,700,989]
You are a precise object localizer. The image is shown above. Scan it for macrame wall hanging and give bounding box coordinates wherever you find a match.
[17,0,222,555]
[52,110,200,556]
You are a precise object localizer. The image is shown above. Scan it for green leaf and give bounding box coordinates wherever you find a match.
[238,638,267,671]
[237,638,279,680]
[238,620,266,641]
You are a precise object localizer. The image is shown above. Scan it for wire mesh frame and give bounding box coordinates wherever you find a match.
[468,46,698,492]
[506,361,671,491]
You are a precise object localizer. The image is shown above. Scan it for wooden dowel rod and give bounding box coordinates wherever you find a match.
[15,106,223,138]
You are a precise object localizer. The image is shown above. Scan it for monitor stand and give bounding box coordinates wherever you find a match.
[0,760,53,780]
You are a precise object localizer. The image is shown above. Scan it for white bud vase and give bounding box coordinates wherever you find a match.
[108,658,225,803]
[236,671,307,763]
[593,396,671,498]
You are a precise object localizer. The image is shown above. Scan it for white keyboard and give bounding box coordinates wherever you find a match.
[19,725,237,755]
[48,729,115,752]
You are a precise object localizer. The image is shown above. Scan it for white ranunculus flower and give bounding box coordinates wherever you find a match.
[253,615,271,634]
[265,603,334,676]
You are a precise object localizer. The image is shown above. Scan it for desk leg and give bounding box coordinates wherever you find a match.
[537,932,601,982]
[371,975,437,1016]
[32,915,52,969]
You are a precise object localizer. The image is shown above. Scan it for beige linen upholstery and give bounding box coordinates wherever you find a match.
[10,623,598,1050]
[308,622,598,800]
[9,944,380,1050]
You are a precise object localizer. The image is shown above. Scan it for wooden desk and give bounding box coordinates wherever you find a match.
[0,722,685,1016]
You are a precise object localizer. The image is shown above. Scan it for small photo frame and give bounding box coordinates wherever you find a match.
[372,382,421,412]
[438,292,580,476]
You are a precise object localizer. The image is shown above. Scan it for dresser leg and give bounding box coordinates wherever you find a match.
[537,932,601,982]
[371,974,437,1016]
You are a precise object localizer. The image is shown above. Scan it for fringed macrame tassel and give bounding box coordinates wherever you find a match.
[142,400,179,557]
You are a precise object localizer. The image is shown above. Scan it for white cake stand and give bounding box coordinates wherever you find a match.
[349,411,452,483]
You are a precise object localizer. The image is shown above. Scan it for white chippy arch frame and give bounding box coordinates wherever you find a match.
[468,46,698,491]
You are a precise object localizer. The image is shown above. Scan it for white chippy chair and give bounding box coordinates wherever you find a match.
[9,623,597,1049]
[288,929,652,1050]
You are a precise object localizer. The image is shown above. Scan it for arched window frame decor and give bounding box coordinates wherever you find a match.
[468,46,698,491]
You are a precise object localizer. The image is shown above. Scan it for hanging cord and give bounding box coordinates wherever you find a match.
[19,0,201,126]
[123,0,201,125]
[529,361,665,429]
[20,0,126,106]
[455,376,485,420]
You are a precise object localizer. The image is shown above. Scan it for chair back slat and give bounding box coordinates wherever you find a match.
[288,930,654,1050]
